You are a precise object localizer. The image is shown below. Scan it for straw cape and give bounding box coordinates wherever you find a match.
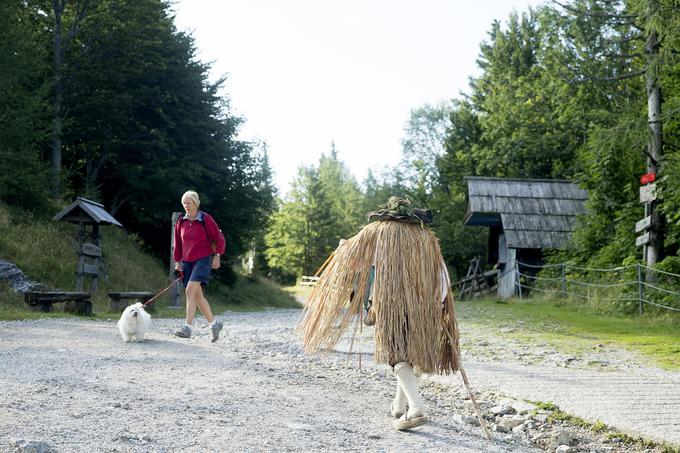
[299,213,460,374]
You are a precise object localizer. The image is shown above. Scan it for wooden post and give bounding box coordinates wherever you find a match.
[90,223,100,294]
[637,264,644,315]
[516,261,523,300]
[561,263,566,298]
[168,212,181,308]
[75,220,84,291]
[75,223,101,295]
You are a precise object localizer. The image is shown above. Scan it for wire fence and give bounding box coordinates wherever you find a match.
[515,261,680,314]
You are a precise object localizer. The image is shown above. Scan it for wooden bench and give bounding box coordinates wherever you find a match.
[24,291,92,316]
[107,292,156,313]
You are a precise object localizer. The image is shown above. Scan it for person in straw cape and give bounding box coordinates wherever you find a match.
[298,197,461,431]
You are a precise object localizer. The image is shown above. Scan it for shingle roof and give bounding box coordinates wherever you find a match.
[463,177,588,249]
[53,197,123,227]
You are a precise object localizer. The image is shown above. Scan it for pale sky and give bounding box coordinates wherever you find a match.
[171,0,547,196]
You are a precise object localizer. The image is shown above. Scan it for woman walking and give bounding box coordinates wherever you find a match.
[173,190,225,342]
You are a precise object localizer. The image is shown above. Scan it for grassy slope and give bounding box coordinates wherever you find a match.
[457,298,680,370]
[0,203,299,319]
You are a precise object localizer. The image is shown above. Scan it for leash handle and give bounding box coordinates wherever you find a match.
[143,277,182,307]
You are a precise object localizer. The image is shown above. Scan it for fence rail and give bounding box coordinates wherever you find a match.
[300,275,320,287]
[515,261,680,314]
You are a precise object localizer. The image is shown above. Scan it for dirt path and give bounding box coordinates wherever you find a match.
[1,309,678,452]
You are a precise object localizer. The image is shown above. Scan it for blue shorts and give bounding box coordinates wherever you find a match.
[182,256,212,287]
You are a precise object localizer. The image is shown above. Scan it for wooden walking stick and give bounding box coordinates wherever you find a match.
[458,363,492,440]
[442,324,492,440]
[345,298,365,370]
[346,309,361,368]
[313,250,336,277]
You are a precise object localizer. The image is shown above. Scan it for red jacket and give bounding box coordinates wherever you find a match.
[173,211,226,263]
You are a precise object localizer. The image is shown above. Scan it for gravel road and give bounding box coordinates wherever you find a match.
[1,308,678,452]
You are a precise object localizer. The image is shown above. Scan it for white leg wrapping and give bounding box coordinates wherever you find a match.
[391,381,407,418]
[393,362,425,419]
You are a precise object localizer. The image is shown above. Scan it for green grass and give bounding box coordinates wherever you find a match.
[0,202,299,320]
[457,297,680,370]
[530,401,679,453]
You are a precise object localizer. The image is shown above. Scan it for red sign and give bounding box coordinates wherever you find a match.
[640,173,656,185]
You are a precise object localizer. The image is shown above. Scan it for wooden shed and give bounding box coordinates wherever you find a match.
[463,177,588,298]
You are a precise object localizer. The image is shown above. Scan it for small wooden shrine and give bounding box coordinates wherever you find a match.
[53,196,123,293]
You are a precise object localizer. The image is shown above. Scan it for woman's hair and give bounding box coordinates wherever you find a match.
[181,190,200,207]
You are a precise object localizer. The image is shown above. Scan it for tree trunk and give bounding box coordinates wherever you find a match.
[645,28,662,276]
[51,0,64,198]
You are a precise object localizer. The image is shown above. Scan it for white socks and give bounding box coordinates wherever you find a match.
[393,362,424,418]
[392,382,407,417]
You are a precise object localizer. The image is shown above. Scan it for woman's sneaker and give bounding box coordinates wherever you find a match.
[175,325,192,338]
[210,321,223,343]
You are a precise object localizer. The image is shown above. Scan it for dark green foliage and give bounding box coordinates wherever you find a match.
[442,8,583,183]
[542,0,648,266]
[0,2,51,211]
[7,0,680,293]
[538,0,680,270]
[400,102,453,198]
[264,148,364,279]
[265,167,327,279]
[362,168,410,215]
[647,255,680,314]
[434,9,579,277]
[0,0,275,282]
[432,0,680,280]
[429,189,486,282]
[318,145,364,240]
[63,2,227,249]
[14,0,277,276]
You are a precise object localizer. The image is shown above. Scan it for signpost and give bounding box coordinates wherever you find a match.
[639,183,657,203]
[635,215,652,234]
[635,232,651,247]
[636,173,657,274]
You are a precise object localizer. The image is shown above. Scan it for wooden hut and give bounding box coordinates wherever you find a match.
[53,197,123,293]
[463,177,588,299]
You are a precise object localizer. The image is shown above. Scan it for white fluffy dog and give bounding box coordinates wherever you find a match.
[117,302,152,342]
